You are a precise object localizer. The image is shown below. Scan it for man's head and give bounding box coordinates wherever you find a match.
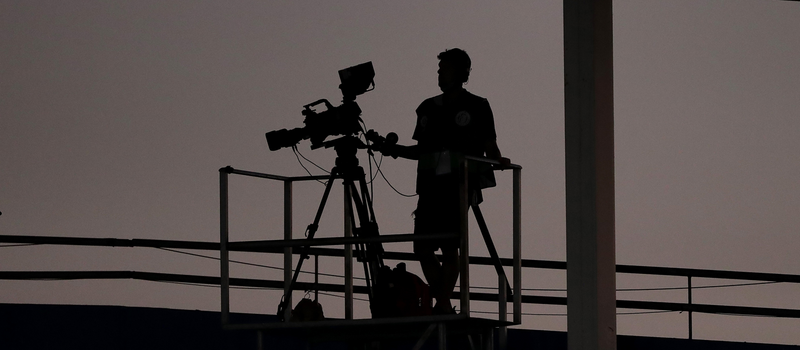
[437,48,471,92]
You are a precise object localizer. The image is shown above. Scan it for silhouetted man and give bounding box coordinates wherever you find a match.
[380,48,507,314]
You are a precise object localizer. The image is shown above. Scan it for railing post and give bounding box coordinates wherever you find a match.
[499,276,509,349]
[344,183,354,320]
[688,275,693,340]
[219,167,230,325]
[314,254,319,301]
[283,180,293,322]
[459,156,470,317]
[438,322,448,350]
[499,275,508,320]
[513,167,522,324]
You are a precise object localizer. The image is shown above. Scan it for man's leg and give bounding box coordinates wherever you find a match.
[416,248,442,302]
[438,246,460,312]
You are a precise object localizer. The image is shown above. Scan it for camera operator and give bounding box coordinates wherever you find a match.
[378,48,509,314]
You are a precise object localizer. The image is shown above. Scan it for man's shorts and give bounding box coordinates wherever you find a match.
[413,189,461,253]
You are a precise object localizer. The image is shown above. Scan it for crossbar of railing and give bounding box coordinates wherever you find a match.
[222,166,329,182]
[4,270,800,320]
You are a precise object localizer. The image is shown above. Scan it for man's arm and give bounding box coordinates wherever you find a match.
[383,143,421,160]
[485,139,511,167]
[485,139,501,160]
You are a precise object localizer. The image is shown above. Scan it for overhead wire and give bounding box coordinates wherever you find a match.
[441,281,787,293]
[317,291,370,303]
[5,238,792,319]
[154,247,787,295]
[3,243,788,294]
[157,279,271,291]
[0,243,39,248]
[470,309,678,317]
[156,247,366,281]
[618,281,780,292]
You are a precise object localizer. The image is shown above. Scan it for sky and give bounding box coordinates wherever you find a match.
[1,0,799,345]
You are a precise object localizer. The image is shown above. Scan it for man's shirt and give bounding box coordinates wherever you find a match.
[412,89,497,195]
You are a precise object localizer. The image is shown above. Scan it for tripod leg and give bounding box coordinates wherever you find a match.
[357,172,378,224]
[277,170,338,320]
[350,177,385,285]
[343,179,374,301]
[348,180,371,229]
[357,178,385,289]
[343,182,368,263]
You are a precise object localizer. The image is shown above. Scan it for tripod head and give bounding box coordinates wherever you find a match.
[320,135,367,170]
[322,128,399,170]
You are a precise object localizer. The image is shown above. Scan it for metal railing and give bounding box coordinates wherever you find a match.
[218,155,524,328]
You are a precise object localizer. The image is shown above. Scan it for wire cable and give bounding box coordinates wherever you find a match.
[356,126,416,198]
[157,247,787,294]
[0,243,39,248]
[293,146,329,174]
[292,146,328,186]
[156,245,787,295]
[473,285,564,292]
[156,247,366,281]
[358,124,377,200]
[470,309,678,317]
[374,159,417,198]
[317,290,370,303]
[618,280,781,292]
[368,153,383,184]
[681,280,779,290]
[156,279,274,291]
[618,310,678,316]
[472,280,784,293]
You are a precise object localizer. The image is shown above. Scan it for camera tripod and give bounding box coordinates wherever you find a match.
[277,136,385,321]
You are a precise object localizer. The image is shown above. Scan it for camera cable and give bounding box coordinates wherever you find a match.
[369,151,417,198]
[292,145,329,186]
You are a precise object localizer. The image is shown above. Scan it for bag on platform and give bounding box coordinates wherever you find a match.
[289,298,324,322]
[372,262,432,318]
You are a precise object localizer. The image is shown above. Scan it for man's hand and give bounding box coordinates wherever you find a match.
[365,130,400,159]
[496,156,512,169]
[485,140,510,168]
[378,143,399,159]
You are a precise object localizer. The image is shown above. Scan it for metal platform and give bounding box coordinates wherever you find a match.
[228,314,512,349]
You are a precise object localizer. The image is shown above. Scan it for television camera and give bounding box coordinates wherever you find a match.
[265,61,376,151]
